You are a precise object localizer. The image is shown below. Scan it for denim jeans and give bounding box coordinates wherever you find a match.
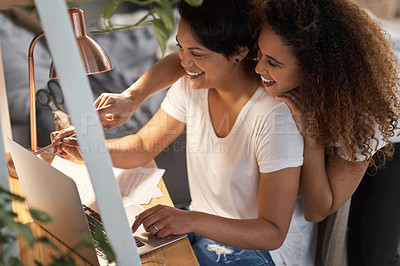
[187,233,275,266]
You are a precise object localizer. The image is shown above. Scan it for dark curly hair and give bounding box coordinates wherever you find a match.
[249,0,400,165]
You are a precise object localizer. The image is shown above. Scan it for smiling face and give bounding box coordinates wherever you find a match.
[176,19,244,90]
[255,25,303,96]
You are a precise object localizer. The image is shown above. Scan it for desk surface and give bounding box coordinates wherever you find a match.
[9,157,199,266]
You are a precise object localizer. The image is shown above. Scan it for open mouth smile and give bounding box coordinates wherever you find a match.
[261,76,276,87]
[186,71,205,79]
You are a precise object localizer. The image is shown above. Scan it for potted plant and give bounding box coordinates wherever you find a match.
[97,0,203,56]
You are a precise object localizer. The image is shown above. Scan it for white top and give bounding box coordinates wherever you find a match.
[161,77,317,266]
[336,50,400,160]
[391,50,400,144]
[337,121,400,161]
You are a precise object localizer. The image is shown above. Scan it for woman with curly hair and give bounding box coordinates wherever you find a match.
[87,0,400,264]
[250,0,399,219]
[249,1,400,264]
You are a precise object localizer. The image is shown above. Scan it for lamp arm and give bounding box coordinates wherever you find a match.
[28,32,44,152]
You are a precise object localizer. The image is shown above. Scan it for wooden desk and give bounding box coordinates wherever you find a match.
[8,158,199,265]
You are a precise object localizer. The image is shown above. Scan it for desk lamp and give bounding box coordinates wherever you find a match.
[28,8,113,152]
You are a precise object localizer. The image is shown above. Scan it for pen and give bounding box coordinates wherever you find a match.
[34,133,77,155]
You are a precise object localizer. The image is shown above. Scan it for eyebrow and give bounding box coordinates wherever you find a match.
[265,54,284,65]
[175,36,205,51]
[258,43,285,65]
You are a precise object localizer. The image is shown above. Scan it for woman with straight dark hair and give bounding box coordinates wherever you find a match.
[51,0,317,264]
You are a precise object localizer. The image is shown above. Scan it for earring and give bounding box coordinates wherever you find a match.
[235,58,240,63]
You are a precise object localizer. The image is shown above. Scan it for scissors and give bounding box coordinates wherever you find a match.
[36,80,67,113]
[36,80,70,128]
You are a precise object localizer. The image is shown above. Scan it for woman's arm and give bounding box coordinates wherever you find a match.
[276,92,368,222]
[51,109,186,168]
[299,136,368,222]
[96,52,184,129]
[107,109,186,168]
[132,167,300,250]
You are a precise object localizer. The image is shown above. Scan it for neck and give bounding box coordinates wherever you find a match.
[211,72,259,103]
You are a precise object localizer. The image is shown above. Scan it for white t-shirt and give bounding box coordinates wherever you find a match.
[336,122,400,161]
[337,50,400,160]
[161,77,317,266]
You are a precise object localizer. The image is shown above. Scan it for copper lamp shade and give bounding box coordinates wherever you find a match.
[28,8,113,152]
[49,8,113,78]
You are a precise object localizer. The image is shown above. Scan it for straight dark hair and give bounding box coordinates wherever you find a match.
[177,0,255,59]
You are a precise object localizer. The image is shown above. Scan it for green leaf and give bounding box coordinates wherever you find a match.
[151,19,169,57]
[92,221,116,263]
[0,208,17,221]
[103,5,117,20]
[49,255,75,266]
[111,0,125,4]
[0,233,11,244]
[184,0,203,7]
[29,209,53,224]
[35,236,60,251]
[0,186,25,202]
[8,257,24,266]
[79,231,94,248]
[121,0,154,6]
[8,222,35,246]
[155,0,175,35]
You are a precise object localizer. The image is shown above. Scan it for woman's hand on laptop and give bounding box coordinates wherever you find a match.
[50,127,83,161]
[132,205,195,238]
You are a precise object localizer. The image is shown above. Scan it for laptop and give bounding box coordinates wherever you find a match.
[7,138,186,265]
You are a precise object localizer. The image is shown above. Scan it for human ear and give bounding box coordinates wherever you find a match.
[233,46,249,63]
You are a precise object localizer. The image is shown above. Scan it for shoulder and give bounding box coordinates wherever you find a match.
[171,77,201,96]
[249,88,293,120]
[172,77,189,90]
[244,88,302,142]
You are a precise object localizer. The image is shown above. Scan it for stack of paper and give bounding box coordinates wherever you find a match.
[51,156,165,207]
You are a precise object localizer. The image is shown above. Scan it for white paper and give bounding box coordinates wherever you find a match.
[51,156,165,206]
[115,167,165,204]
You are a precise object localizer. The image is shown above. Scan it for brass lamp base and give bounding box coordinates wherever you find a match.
[7,149,56,179]
[6,154,18,179]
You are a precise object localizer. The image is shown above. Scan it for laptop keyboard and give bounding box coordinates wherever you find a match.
[82,204,145,258]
